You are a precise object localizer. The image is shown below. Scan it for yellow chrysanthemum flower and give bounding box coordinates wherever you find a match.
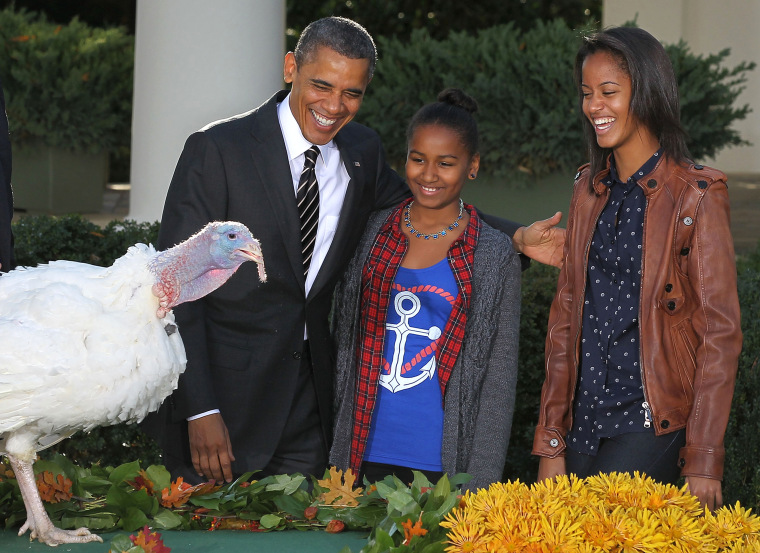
[443,473,759,553]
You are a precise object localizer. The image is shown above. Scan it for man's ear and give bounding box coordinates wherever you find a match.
[283,52,296,84]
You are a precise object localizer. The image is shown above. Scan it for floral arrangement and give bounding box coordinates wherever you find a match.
[2,455,759,553]
[442,472,760,553]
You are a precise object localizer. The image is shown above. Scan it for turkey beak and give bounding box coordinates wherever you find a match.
[236,244,263,264]
[236,241,267,283]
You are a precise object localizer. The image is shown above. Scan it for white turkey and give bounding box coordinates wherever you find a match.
[0,220,266,546]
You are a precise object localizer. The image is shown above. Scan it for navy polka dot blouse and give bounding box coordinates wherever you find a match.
[567,150,662,455]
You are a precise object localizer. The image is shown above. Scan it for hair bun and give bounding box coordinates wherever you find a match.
[437,88,479,114]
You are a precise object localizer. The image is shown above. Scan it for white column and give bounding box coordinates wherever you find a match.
[129,0,285,222]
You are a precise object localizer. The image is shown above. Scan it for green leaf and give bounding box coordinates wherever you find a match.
[78,474,113,495]
[144,464,172,491]
[273,493,309,518]
[60,512,117,531]
[152,508,186,530]
[385,488,418,514]
[129,488,158,515]
[369,527,396,550]
[110,534,133,551]
[259,513,283,529]
[108,461,142,485]
[120,506,149,532]
[411,471,433,492]
[106,484,132,515]
[189,494,221,510]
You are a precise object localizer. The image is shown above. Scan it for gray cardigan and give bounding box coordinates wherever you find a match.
[329,208,521,491]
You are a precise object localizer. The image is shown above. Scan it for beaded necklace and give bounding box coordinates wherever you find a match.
[404,199,464,240]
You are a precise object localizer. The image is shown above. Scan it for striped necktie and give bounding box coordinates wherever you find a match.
[297,145,320,277]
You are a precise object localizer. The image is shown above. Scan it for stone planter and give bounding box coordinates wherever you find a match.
[12,143,107,215]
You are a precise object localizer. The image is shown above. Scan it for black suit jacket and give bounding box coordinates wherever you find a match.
[153,91,409,472]
[0,76,13,271]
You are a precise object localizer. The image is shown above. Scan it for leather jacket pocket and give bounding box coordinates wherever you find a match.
[670,318,697,393]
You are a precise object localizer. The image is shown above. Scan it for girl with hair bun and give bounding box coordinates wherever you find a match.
[330,89,521,490]
[533,26,741,511]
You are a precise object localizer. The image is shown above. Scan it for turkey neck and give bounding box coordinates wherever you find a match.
[148,233,241,309]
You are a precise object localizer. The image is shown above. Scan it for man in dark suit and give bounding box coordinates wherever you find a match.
[0,76,13,272]
[149,17,563,484]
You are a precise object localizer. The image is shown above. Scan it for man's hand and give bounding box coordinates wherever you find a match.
[537,455,567,482]
[512,211,565,268]
[686,475,723,511]
[188,413,236,482]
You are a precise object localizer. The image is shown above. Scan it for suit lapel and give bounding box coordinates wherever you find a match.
[308,133,366,299]
[250,91,306,288]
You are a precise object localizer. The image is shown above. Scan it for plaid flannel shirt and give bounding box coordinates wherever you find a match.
[349,198,480,472]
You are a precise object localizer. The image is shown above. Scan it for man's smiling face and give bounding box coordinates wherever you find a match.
[283,46,371,145]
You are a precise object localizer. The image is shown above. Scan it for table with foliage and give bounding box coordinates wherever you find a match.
[1,454,759,553]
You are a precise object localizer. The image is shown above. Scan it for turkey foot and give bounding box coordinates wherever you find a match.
[8,455,103,546]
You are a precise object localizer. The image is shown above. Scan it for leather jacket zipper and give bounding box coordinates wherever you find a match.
[642,401,652,428]
[638,193,652,430]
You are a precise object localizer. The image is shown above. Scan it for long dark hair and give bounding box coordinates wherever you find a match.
[575,26,691,179]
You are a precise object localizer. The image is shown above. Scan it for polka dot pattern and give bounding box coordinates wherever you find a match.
[567,151,662,455]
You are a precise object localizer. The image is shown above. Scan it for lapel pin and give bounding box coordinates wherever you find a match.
[354,161,361,167]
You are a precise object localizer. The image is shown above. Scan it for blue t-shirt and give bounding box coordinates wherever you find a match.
[364,257,457,471]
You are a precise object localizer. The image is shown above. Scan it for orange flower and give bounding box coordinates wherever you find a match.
[35,471,73,503]
[402,513,428,545]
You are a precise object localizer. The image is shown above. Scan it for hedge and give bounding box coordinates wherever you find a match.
[8,216,759,508]
[358,20,754,183]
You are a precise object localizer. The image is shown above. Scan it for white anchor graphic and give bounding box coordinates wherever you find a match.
[380,290,440,393]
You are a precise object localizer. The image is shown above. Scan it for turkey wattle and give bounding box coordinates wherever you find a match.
[0,221,266,545]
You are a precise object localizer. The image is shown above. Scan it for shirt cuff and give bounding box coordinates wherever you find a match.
[187,409,221,421]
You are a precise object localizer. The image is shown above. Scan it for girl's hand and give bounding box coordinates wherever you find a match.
[537,456,567,482]
[686,475,723,511]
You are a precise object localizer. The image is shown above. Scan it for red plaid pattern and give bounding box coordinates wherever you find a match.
[349,198,480,472]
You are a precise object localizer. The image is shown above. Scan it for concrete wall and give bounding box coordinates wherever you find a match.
[129,0,285,222]
[603,0,760,173]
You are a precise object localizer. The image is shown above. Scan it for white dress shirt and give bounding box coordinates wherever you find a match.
[277,94,350,297]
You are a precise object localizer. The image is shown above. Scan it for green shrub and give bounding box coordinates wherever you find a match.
[11,215,162,467]
[723,245,760,507]
[504,262,559,483]
[0,7,134,154]
[359,20,754,183]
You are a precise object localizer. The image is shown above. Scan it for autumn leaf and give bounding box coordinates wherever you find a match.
[160,477,194,508]
[35,471,73,503]
[188,480,222,497]
[127,470,156,495]
[317,467,363,507]
[402,513,428,545]
[130,525,171,553]
[160,477,220,508]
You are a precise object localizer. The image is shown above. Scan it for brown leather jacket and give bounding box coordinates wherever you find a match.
[532,156,742,480]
